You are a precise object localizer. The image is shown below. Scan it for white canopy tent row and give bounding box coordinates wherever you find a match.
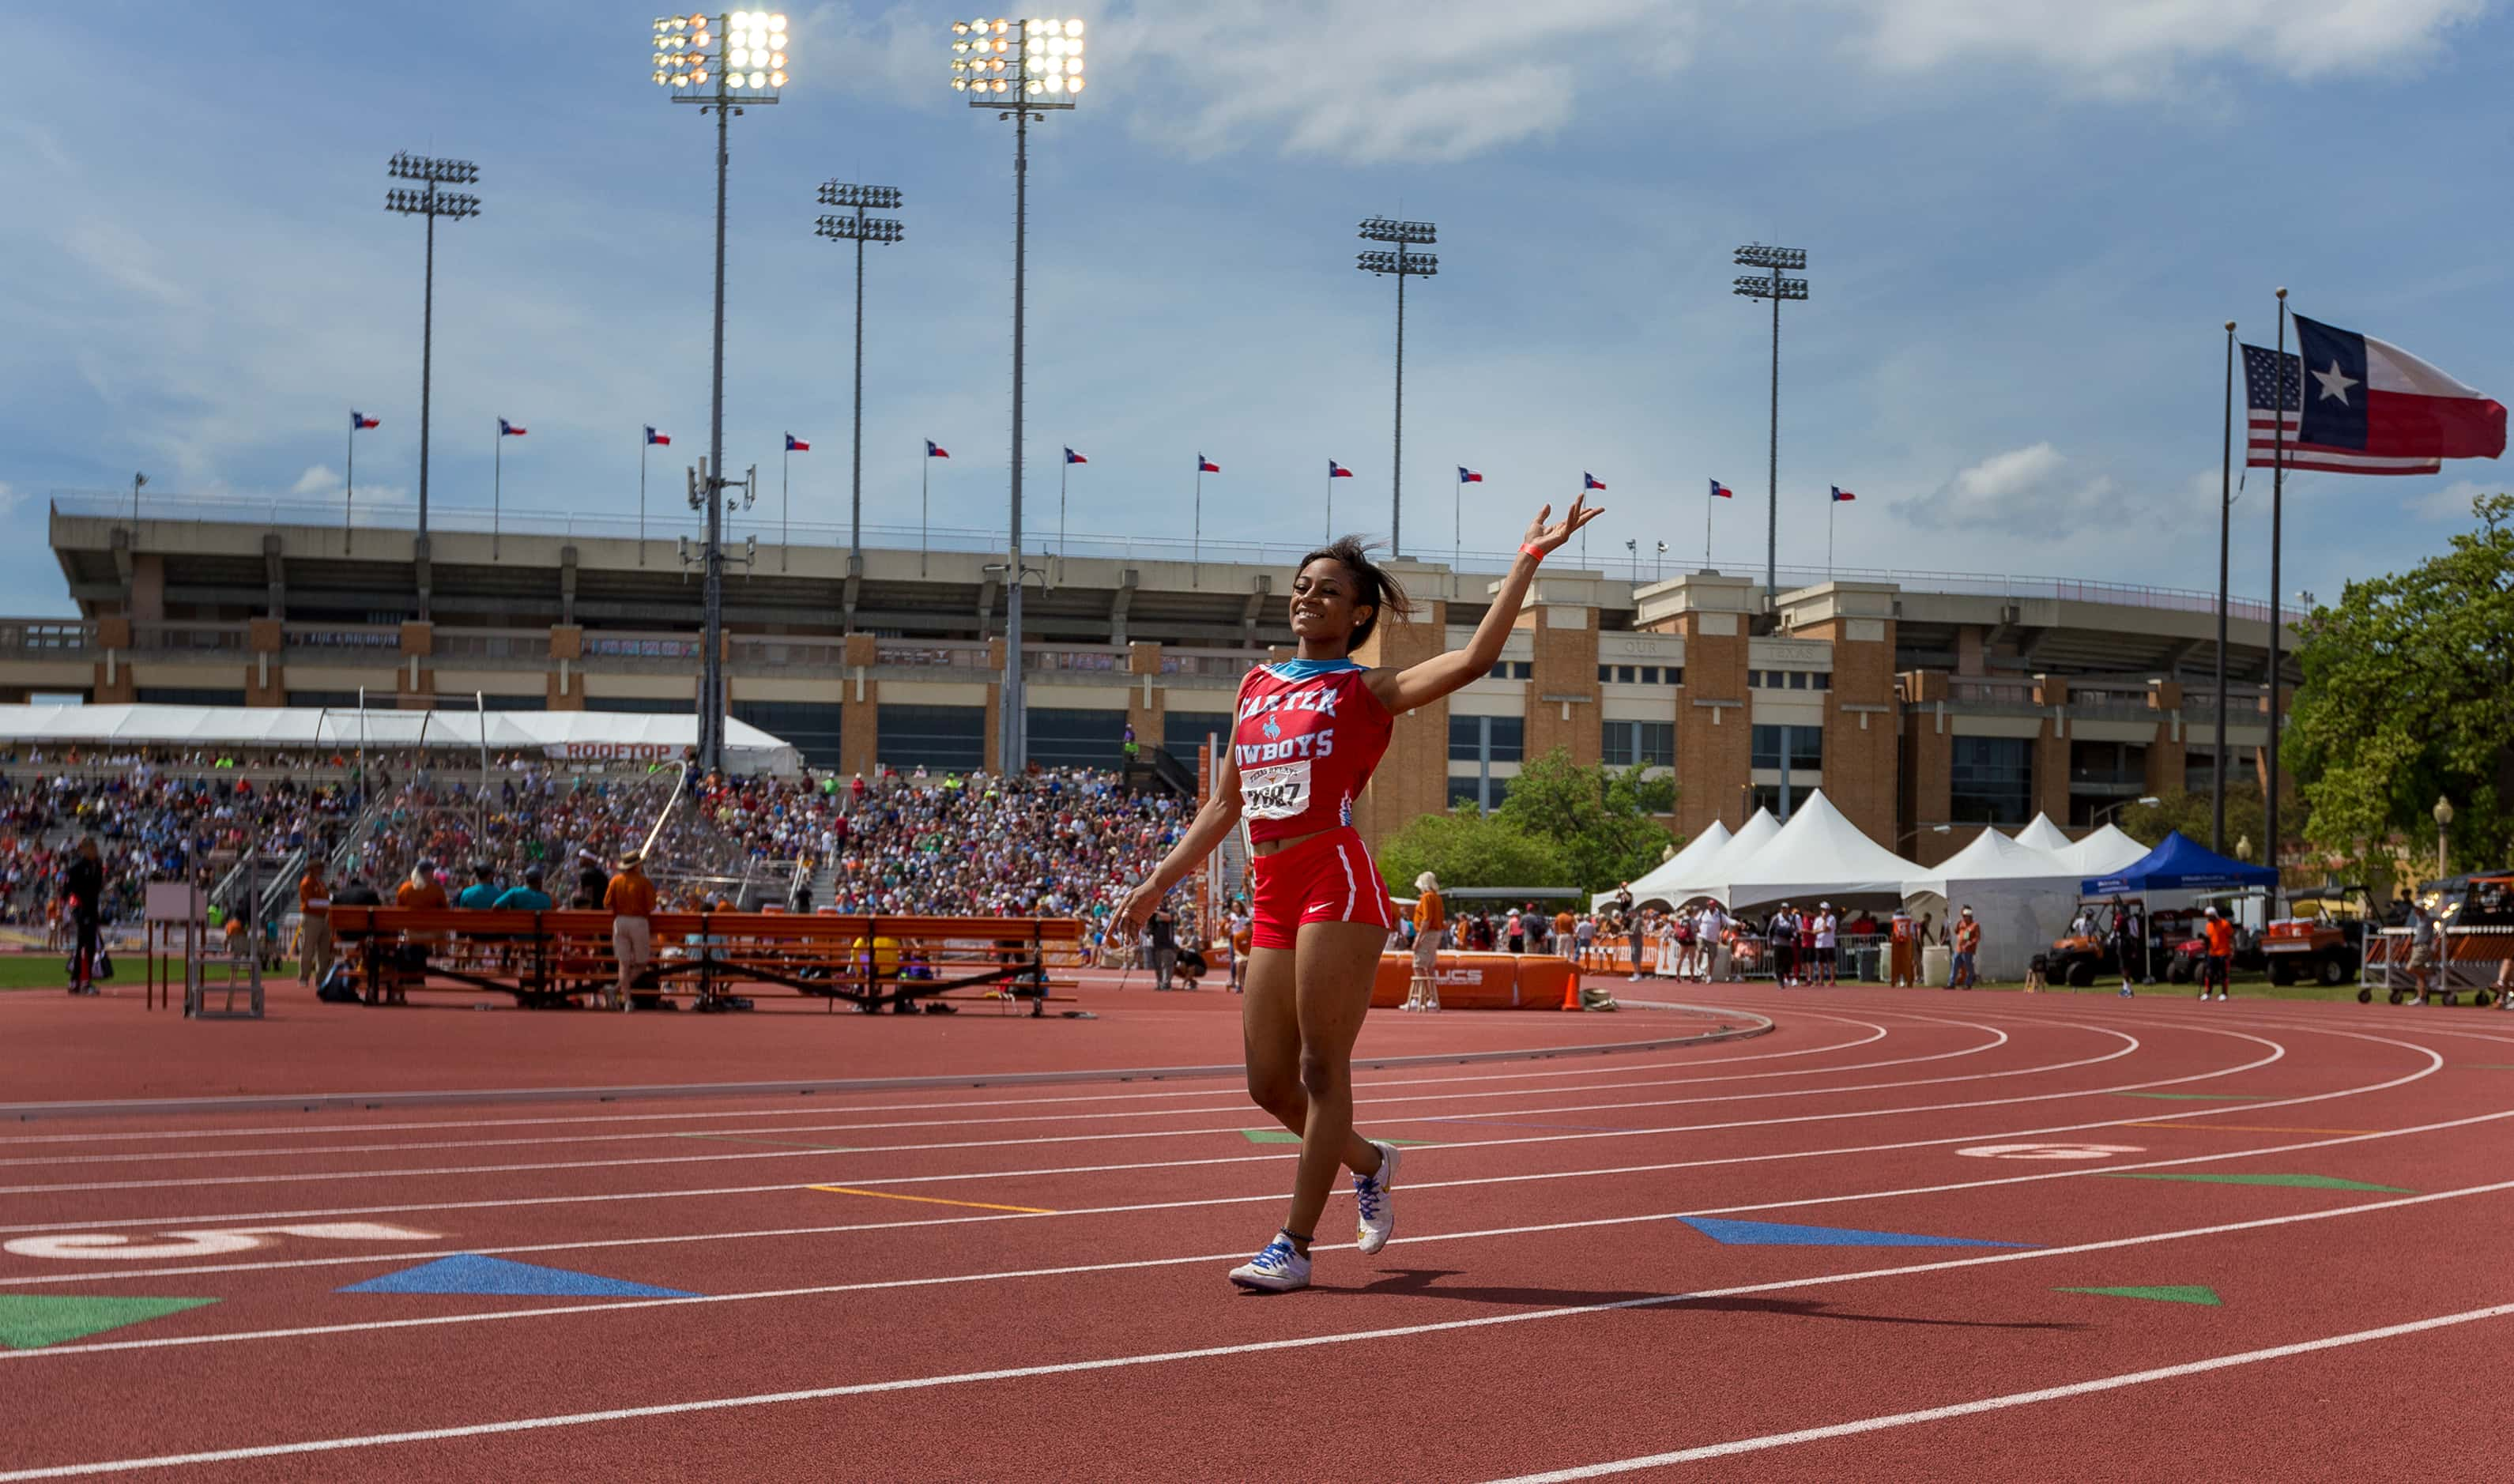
[2054,822,2150,876]
[1597,819,1732,912]
[2013,813,2078,856]
[1672,807,1782,906]
[1717,792,1927,913]
[1901,827,2082,984]
[0,703,803,778]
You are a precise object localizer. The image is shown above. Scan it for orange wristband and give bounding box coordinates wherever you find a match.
[1519,543,1545,561]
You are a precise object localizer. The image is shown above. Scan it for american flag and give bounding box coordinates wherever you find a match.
[2243,341,2441,475]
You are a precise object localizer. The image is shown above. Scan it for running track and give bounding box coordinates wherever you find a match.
[1,980,2507,1481]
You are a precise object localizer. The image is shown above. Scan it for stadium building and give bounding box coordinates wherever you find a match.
[5,495,2300,867]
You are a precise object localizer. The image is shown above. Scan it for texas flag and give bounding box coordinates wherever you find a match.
[1458,466,1483,484]
[1583,472,1607,492]
[644,425,671,447]
[926,440,950,458]
[1065,447,1087,465]
[1328,460,1354,479]
[1830,485,1856,503]
[1709,478,1732,499]
[1197,454,1220,473]
[785,434,811,452]
[498,418,526,437]
[2245,314,2506,475]
[351,410,380,431]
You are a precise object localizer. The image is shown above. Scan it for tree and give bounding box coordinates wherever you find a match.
[1493,748,1681,894]
[1376,808,1568,895]
[2286,490,2514,877]
[2119,784,2265,853]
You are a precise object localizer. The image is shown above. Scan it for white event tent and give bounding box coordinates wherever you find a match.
[1675,807,1781,905]
[0,703,802,777]
[1902,827,2082,982]
[2055,823,2150,876]
[2014,814,2078,855]
[1599,819,1732,912]
[1719,792,1924,913]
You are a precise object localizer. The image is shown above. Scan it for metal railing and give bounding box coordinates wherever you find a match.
[731,636,846,669]
[284,625,401,653]
[431,630,549,662]
[0,620,98,656]
[873,640,988,669]
[131,623,247,653]
[53,489,2283,619]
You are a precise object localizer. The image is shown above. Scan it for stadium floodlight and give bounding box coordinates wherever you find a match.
[384,153,484,580]
[816,182,906,579]
[1355,217,1439,559]
[1732,243,1811,605]
[650,14,791,774]
[946,17,1088,774]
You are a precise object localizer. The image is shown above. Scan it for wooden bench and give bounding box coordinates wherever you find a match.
[326,907,1085,1013]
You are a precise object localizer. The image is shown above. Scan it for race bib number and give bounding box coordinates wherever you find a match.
[1241,759,1314,821]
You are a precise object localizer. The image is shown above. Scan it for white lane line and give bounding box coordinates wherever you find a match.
[0,1016,1913,1150]
[0,1019,2002,1171]
[8,1097,2503,1358]
[0,1025,2130,1197]
[4,1177,2510,1480]
[1479,1301,2514,1481]
[0,1021,2325,1232]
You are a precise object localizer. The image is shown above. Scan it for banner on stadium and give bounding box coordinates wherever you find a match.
[543,742,684,763]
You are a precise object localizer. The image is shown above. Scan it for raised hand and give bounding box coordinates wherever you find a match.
[1521,494,1605,558]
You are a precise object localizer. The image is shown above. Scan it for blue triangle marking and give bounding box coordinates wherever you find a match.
[338,1254,698,1298]
[1679,1216,2034,1249]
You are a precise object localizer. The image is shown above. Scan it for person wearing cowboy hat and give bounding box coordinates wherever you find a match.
[1949,905,1981,990]
[603,848,658,1012]
[1407,872,1445,1011]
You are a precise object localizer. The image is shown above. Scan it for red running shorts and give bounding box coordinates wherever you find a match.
[1248,827,1396,951]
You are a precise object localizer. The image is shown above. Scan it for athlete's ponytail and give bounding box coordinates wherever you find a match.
[1298,535,1414,653]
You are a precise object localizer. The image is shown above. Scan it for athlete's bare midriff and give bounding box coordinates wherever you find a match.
[1249,827,1331,857]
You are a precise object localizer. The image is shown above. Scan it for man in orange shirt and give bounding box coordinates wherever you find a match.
[605,849,658,1011]
[2200,905,2235,1003]
[297,863,332,986]
[388,862,447,1005]
[1408,872,1445,1012]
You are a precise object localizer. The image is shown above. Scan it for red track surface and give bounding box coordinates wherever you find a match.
[2,977,2508,1481]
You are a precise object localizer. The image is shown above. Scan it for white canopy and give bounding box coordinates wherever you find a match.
[0,703,801,777]
[2014,813,2078,855]
[1902,827,2082,982]
[1675,807,1780,903]
[2056,823,2150,876]
[1720,792,1924,912]
[1599,819,1732,911]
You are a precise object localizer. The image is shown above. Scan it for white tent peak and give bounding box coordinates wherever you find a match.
[2013,813,2077,855]
[1720,792,1922,910]
[1677,808,1780,902]
[1907,827,2072,898]
[1601,819,1732,910]
[2056,823,2149,875]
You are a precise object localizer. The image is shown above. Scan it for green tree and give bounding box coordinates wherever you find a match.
[1377,808,1568,894]
[1493,748,1681,894]
[2286,490,2514,876]
[2119,784,2266,853]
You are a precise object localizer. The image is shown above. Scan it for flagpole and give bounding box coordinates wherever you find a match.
[1193,465,1202,589]
[2266,288,2287,917]
[1324,467,1331,543]
[345,416,356,555]
[1059,455,1068,564]
[1453,473,1461,572]
[2214,320,2234,853]
[1704,484,1712,571]
[920,446,929,578]
[492,420,501,560]
[1828,496,1836,579]
[780,438,790,573]
[639,435,647,567]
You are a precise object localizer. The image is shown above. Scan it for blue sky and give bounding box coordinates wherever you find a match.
[3,0,2509,618]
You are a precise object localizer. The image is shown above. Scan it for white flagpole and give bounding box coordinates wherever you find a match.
[345,416,356,554]
[1704,485,1713,570]
[492,420,501,560]
[781,437,790,572]
[638,434,647,565]
[1193,464,1202,588]
[921,446,929,578]
[1059,455,1069,563]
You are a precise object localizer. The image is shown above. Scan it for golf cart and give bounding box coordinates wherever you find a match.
[2261,883,2375,987]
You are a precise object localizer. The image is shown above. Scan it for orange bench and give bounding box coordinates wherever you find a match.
[327,906,1084,1013]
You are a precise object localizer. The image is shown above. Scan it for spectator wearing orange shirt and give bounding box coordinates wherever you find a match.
[296,864,332,986]
[2200,906,2235,1003]
[1949,906,1981,990]
[1408,872,1445,1012]
[605,849,658,1011]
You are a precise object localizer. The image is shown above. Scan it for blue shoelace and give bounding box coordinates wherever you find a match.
[1354,1170,1383,1222]
[1255,1237,1296,1269]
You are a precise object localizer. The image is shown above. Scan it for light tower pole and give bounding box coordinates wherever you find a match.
[1357,217,1436,558]
[652,10,789,774]
[951,16,1086,777]
[815,182,903,582]
[384,152,481,602]
[1732,243,1808,606]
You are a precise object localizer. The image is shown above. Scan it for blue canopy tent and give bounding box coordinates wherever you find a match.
[2082,831,2278,897]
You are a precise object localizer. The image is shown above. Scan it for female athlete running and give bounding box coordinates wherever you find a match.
[1113,495,1602,1292]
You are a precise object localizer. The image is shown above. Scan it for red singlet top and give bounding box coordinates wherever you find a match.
[1231,658,1393,843]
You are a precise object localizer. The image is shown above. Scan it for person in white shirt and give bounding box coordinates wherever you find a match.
[1814,902,1839,986]
[1696,905,1727,981]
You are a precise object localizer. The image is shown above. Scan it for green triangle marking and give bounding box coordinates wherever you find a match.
[2101,1172,2411,1192]
[1239,1129,1432,1146]
[2116,1092,2271,1101]
[0,1296,218,1350]
[2056,1285,2222,1307]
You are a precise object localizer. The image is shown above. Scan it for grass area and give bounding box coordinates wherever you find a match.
[0,957,297,990]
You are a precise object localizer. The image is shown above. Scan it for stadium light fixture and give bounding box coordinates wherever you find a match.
[650,13,790,774]
[384,153,484,588]
[816,182,906,582]
[1355,217,1438,559]
[1732,243,1811,606]
[947,17,1087,774]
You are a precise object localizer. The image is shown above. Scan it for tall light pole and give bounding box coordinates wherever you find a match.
[653,10,788,774]
[1732,243,1808,606]
[384,152,481,597]
[951,15,1085,777]
[1357,217,1436,558]
[2434,795,2453,879]
[815,182,903,582]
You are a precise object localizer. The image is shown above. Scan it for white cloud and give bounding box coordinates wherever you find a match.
[2407,478,2490,522]
[1895,442,2131,534]
[289,465,337,497]
[1841,0,2490,89]
[0,481,17,518]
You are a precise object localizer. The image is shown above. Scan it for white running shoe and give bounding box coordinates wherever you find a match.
[1354,1140,1400,1254]
[1228,1233,1311,1293]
